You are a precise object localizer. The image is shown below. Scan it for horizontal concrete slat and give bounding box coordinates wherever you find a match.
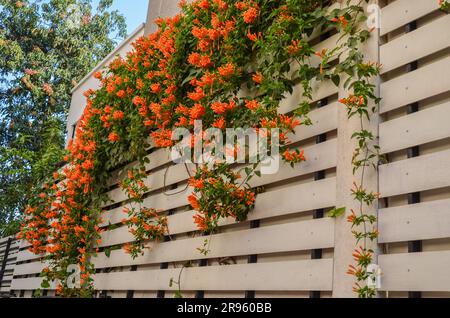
[379,101,450,153]
[379,198,450,243]
[95,218,335,269]
[94,259,334,291]
[11,277,54,291]
[379,149,450,197]
[381,14,450,73]
[379,251,450,291]
[279,80,337,115]
[380,55,450,114]
[380,0,438,36]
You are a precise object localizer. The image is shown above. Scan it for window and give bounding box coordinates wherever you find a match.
[71,121,78,140]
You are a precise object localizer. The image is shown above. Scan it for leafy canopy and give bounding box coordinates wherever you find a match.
[0,0,127,236]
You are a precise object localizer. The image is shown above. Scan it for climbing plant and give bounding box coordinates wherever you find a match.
[19,0,382,298]
[440,0,450,11]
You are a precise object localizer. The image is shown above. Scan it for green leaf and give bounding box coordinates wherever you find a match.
[41,280,50,289]
[331,74,340,87]
[328,207,346,218]
[174,290,183,298]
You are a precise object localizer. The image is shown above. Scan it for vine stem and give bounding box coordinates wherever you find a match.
[359,115,369,250]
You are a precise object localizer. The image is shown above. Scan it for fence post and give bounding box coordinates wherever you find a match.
[0,237,13,288]
[332,0,381,297]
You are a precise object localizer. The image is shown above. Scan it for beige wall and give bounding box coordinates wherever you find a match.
[66,24,145,145]
[144,0,190,35]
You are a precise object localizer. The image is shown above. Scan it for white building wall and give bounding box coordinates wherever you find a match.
[144,0,190,35]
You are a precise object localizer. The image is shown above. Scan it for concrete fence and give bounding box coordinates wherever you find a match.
[3,0,450,298]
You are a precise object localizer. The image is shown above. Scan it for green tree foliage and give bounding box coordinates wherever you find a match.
[0,0,127,236]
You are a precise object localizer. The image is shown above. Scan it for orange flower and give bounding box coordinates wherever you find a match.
[108,132,120,142]
[245,99,259,111]
[116,90,126,98]
[193,214,208,231]
[190,103,205,120]
[74,225,85,235]
[211,101,227,114]
[188,53,211,68]
[93,71,102,80]
[81,160,94,170]
[352,246,373,263]
[123,243,132,254]
[247,31,258,42]
[218,62,235,77]
[331,15,349,27]
[198,73,216,87]
[188,87,206,102]
[282,149,306,163]
[243,7,259,24]
[151,129,173,148]
[252,72,263,84]
[150,83,161,93]
[347,264,363,276]
[188,193,200,210]
[132,96,145,106]
[188,52,200,65]
[113,110,124,120]
[315,48,327,59]
[106,82,116,93]
[347,209,357,224]
[188,177,204,189]
[56,285,64,295]
[287,39,302,55]
[212,117,225,129]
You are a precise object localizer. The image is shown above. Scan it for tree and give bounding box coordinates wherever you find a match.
[0,0,127,236]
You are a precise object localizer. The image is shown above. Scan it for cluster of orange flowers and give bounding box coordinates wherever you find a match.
[119,168,149,201]
[282,149,306,165]
[188,164,256,233]
[19,92,104,295]
[122,207,167,259]
[339,94,365,108]
[330,15,349,28]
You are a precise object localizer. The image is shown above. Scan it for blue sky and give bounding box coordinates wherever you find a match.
[94,0,149,35]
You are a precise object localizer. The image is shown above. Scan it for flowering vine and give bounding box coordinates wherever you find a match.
[120,167,168,259]
[332,19,381,299]
[19,0,380,298]
[440,0,450,11]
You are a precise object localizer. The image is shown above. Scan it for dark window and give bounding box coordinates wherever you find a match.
[71,121,78,140]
